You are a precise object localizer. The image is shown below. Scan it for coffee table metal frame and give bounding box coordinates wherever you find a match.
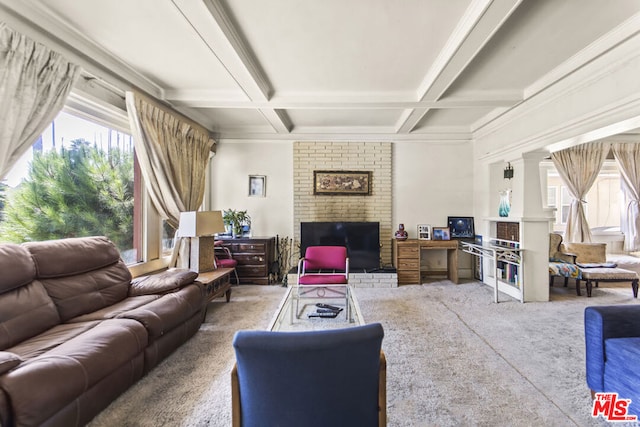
[268,284,365,331]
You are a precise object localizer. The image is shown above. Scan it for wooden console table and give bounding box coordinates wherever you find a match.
[393,239,459,285]
[197,268,234,303]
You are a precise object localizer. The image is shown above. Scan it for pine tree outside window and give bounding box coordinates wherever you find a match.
[0,112,142,264]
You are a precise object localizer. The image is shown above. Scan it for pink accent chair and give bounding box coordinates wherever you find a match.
[214,240,239,284]
[296,246,349,317]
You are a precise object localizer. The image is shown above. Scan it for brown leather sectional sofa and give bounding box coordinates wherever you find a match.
[0,236,206,426]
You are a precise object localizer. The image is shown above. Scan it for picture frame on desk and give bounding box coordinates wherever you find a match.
[432,227,450,241]
[418,224,431,240]
[447,216,475,239]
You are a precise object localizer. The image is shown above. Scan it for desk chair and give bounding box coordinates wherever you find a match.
[231,323,386,427]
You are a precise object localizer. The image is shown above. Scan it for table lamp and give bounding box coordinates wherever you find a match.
[177,210,226,272]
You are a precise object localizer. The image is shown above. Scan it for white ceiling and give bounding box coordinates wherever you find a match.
[2,0,640,142]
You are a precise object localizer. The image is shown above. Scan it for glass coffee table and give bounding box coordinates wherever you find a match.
[268,285,365,331]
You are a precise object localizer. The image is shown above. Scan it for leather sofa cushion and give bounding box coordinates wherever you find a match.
[0,244,36,294]
[23,236,125,279]
[39,260,132,322]
[0,281,60,350]
[8,321,102,360]
[130,268,198,296]
[117,284,204,338]
[67,295,159,323]
[0,319,147,426]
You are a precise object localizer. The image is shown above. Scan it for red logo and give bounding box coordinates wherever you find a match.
[592,392,638,422]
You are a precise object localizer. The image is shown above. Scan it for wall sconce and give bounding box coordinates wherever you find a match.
[177,211,226,272]
[503,163,514,180]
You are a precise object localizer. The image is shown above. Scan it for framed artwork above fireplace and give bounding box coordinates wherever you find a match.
[313,170,371,195]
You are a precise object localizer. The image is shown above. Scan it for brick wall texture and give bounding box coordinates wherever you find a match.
[293,141,392,267]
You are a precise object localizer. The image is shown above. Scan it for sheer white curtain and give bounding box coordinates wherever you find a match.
[125,91,215,266]
[612,143,640,251]
[551,142,609,242]
[0,23,80,179]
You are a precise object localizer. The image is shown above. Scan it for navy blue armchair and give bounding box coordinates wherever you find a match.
[585,305,640,417]
[231,323,386,427]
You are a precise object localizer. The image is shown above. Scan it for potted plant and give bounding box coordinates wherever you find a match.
[223,209,251,238]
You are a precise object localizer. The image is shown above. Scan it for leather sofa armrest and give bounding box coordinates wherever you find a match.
[584,305,640,392]
[130,268,198,296]
[0,351,23,375]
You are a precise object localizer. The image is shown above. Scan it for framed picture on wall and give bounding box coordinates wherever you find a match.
[432,227,451,241]
[313,170,371,195]
[249,175,266,197]
[418,224,431,240]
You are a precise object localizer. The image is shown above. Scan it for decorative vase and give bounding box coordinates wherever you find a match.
[498,189,511,217]
[394,223,408,240]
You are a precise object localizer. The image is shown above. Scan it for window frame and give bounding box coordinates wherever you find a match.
[65,88,172,275]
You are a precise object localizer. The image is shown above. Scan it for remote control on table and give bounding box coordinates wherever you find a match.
[308,311,339,318]
[316,303,343,312]
[317,308,340,313]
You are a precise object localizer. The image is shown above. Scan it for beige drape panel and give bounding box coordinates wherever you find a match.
[612,143,640,251]
[551,142,609,243]
[125,91,215,266]
[0,23,80,179]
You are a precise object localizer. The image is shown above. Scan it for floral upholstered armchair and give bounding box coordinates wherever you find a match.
[548,233,581,286]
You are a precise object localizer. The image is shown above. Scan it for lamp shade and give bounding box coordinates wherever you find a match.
[176,211,226,237]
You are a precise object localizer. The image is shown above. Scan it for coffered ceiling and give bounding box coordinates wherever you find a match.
[2,0,640,142]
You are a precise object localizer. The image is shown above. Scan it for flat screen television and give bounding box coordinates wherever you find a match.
[447,216,475,239]
[300,221,380,271]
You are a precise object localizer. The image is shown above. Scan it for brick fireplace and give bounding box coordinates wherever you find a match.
[293,141,393,268]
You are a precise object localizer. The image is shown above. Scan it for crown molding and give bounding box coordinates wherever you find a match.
[0,0,164,98]
[524,12,640,100]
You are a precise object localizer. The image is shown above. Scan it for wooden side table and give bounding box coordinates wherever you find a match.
[197,268,234,303]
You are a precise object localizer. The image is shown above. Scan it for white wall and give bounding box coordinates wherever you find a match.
[393,142,475,237]
[209,142,294,239]
[209,140,477,274]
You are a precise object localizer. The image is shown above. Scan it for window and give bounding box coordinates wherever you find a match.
[545,159,622,232]
[560,186,572,225]
[0,112,142,264]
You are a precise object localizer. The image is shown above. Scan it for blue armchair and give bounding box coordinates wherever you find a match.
[231,323,386,427]
[584,305,640,417]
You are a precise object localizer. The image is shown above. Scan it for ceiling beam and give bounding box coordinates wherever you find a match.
[172,0,291,133]
[396,0,523,133]
[165,90,521,110]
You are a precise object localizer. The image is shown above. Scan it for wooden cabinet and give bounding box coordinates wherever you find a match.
[496,221,519,242]
[393,240,420,285]
[218,237,275,285]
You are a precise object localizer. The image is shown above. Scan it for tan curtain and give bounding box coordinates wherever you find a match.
[551,142,609,243]
[612,143,640,251]
[125,91,215,266]
[0,23,80,179]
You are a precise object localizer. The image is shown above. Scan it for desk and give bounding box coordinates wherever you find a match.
[393,239,458,285]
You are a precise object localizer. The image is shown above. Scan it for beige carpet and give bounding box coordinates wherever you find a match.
[88,280,640,427]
